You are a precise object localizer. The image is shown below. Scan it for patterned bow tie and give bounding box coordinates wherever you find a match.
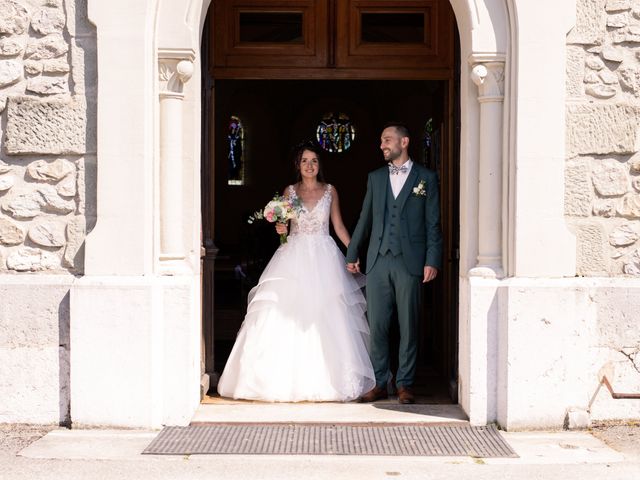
[389,164,408,175]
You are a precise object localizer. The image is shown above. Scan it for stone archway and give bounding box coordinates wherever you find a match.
[141,0,578,428]
[151,0,513,425]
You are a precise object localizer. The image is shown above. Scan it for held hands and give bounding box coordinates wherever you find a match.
[423,266,438,283]
[275,222,288,235]
[346,260,360,274]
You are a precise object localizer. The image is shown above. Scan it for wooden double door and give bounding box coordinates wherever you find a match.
[202,0,460,402]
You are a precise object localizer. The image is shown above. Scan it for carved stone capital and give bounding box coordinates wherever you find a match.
[470,61,505,102]
[158,48,196,97]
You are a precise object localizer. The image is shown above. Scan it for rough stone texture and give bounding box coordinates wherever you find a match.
[25,33,69,60]
[602,45,624,62]
[42,59,70,73]
[568,0,607,44]
[567,104,640,156]
[26,75,68,95]
[38,185,75,215]
[591,159,629,196]
[584,70,600,83]
[6,97,87,155]
[630,153,640,173]
[593,198,618,217]
[31,6,66,35]
[609,222,640,245]
[62,215,84,268]
[0,217,25,245]
[28,219,66,248]
[0,0,95,276]
[617,192,640,217]
[6,247,59,271]
[26,159,75,182]
[633,177,640,191]
[567,46,586,97]
[23,60,42,75]
[0,59,22,87]
[0,37,23,56]
[623,249,640,274]
[565,160,592,216]
[0,0,30,35]
[605,0,630,11]
[56,172,76,197]
[0,174,14,191]
[586,55,606,70]
[585,84,617,98]
[2,192,45,219]
[577,223,608,275]
[607,12,629,27]
[618,66,640,96]
[599,69,619,84]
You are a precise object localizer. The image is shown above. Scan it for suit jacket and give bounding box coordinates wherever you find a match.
[346,163,443,276]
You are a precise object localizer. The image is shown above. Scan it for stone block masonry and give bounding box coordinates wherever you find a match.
[566,0,640,277]
[0,0,95,274]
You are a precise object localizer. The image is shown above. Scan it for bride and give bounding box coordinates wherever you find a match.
[217,142,375,402]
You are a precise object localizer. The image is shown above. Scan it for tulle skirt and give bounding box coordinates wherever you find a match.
[217,233,375,402]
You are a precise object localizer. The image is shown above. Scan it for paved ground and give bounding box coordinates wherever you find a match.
[591,420,640,457]
[1,422,639,480]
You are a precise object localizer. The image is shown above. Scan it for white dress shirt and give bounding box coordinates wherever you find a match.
[389,159,413,199]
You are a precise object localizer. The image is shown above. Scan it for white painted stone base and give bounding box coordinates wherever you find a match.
[461,277,640,431]
[0,276,74,424]
[70,275,201,428]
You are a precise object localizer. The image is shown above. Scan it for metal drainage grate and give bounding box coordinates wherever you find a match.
[143,424,517,457]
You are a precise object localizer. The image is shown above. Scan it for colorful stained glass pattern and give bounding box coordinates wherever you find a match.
[316,113,356,153]
[228,116,244,185]
[422,118,434,166]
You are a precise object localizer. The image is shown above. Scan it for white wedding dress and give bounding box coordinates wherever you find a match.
[217,184,375,402]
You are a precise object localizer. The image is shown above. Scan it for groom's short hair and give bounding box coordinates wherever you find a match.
[383,122,411,140]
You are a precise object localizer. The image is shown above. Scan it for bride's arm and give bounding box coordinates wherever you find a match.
[330,187,351,248]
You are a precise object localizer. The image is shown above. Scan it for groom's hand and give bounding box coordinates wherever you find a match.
[423,266,438,283]
[346,261,360,274]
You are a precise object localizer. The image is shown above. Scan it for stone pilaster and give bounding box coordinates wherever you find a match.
[469,56,506,278]
[158,49,195,273]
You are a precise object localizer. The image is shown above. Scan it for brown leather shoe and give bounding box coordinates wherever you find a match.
[358,386,389,403]
[397,386,415,404]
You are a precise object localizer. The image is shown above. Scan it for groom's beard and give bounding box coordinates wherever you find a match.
[383,147,402,162]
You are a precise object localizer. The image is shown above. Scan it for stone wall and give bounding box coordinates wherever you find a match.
[566,0,640,423]
[0,0,95,274]
[567,0,640,276]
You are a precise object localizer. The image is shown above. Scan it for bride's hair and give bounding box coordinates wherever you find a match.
[293,141,325,183]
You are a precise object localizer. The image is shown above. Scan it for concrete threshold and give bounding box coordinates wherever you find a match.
[191,402,468,425]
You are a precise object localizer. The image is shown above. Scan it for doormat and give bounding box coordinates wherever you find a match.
[143,424,517,457]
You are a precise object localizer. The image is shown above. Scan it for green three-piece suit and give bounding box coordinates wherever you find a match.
[346,162,443,389]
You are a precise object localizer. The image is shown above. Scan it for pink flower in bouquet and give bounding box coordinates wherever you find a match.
[247,193,302,244]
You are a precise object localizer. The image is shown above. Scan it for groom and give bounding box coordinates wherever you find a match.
[346,122,443,404]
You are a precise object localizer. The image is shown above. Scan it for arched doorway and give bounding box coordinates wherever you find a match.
[77,0,519,428]
[201,0,461,403]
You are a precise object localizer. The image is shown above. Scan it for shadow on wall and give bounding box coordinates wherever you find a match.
[58,291,70,426]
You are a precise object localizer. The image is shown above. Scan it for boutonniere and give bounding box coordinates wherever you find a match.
[412,179,427,197]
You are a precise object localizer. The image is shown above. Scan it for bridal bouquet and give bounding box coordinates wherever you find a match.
[248,193,302,244]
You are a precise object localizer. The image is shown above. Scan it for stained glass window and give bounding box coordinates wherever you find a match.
[228,116,245,186]
[423,118,433,155]
[316,113,355,153]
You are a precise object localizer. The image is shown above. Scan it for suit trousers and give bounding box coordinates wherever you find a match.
[366,251,421,388]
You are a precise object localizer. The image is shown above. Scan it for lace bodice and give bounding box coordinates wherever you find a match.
[288,184,332,236]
